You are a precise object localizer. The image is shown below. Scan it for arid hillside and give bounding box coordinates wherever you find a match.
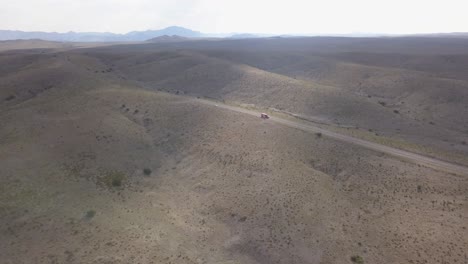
[0,39,115,52]
[1,38,467,264]
[81,38,468,162]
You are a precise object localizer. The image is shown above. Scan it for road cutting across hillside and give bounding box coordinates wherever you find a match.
[195,97,468,177]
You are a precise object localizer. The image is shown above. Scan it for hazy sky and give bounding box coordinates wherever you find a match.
[1,0,467,34]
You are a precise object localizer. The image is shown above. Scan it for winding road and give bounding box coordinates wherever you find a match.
[195,97,468,177]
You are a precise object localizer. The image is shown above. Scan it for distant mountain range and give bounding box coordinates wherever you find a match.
[1,26,468,42]
[229,33,273,39]
[0,26,205,42]
[409,32,468,38]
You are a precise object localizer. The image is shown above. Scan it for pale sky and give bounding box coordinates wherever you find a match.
[1,0,467,34]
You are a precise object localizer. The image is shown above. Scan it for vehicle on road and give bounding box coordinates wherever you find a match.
[260,113,270,119]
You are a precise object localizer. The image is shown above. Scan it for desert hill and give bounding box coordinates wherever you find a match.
[0,39,75,51]
[1,37,467,264]
[81,38,468,162]
[146,35,190,43]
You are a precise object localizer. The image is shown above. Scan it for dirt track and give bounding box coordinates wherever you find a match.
[195,97,468,177]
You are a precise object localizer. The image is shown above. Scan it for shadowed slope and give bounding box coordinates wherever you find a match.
[83,46,468,160]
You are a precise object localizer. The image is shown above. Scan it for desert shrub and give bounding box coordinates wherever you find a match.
[393,110,399,114]
[351,255,364,264]
[85,210,96,219]
[378,101,386,106]
[112,178,122,187]
[462,141,466,145]
[99,171,126,188]
[316,132,322,138]
[143,168,152,176]
[5,95,15,101]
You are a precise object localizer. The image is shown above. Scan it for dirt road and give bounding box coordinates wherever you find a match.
[196,98,468,176]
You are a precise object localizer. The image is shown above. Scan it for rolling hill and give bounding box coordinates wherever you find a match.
[83,38,468,162]
[1,37,467,264]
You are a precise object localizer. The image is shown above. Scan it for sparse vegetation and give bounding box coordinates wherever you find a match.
[112,178,121,187]
[143,168,152,176]
[85,210,96,219]
[5,95,15,101]
[98,171,126,188]
[351,255,364,264]
[2,35,468,264]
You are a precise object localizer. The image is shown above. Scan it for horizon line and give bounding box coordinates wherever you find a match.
[1,26,467,37]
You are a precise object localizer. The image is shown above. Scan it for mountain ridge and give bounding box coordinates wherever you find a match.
[0,26,204,42]
[2,26,468,42]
